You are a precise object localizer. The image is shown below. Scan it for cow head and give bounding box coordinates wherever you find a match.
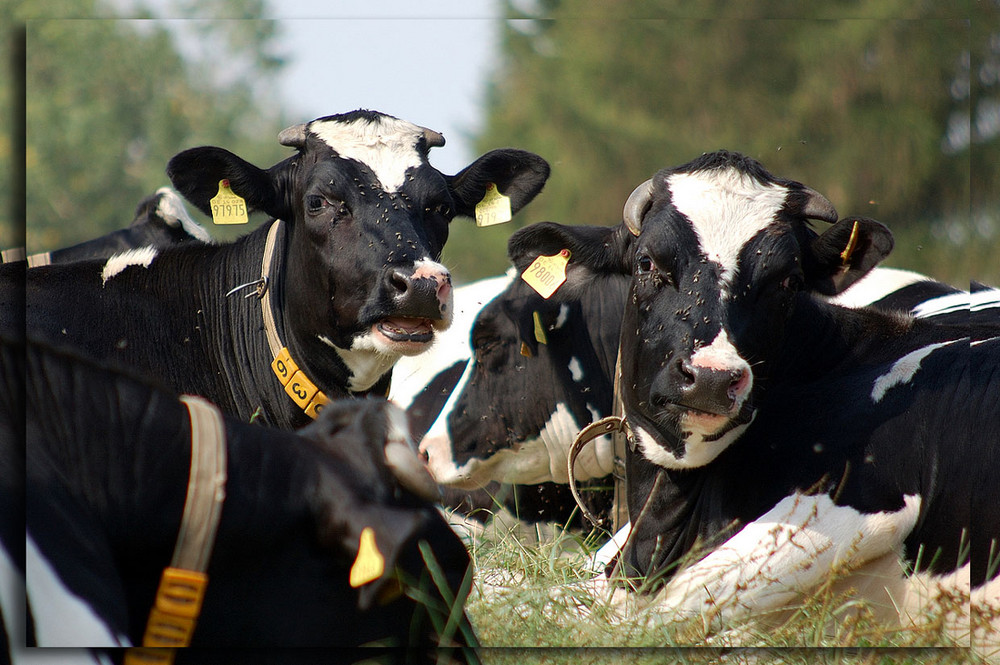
[508,151,892,470]
[418,271,628,489]
[168,110,550,392]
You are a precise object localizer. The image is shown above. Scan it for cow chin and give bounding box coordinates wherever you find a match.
[633,420,751,470]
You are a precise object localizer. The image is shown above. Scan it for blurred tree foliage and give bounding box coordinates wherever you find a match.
[446,0,999,285]
[2,0,290,252]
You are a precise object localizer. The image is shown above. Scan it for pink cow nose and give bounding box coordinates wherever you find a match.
[387,264,452,318]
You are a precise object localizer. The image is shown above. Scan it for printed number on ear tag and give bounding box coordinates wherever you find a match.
[350,527,385,588]
[210,179,249,225]
[521,249,571,299]
[475,182,512,227]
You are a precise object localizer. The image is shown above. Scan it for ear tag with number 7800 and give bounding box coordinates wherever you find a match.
[521,249,571,299]
[210,179,249,225]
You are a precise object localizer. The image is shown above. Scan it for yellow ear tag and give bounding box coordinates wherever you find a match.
[210,179,249,225]
[349,527,385,588]
[840,220,860,265]
[520,341,532,357]
[475,182,512,227]
[521,249,571,299]
[532,311,548,345]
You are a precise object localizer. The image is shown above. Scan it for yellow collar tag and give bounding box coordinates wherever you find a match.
[350,527,385,588]
[522,249,571,299]
[532,311,548,345]
[210,179,249,225]
[840,220,860,265]
[271,347,329,419]
[475,182,512,227]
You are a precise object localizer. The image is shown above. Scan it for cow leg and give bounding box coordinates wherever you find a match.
[646,492,921,628]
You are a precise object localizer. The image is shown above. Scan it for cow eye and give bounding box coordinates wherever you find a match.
[426,203,452,218]
[636,255,655,275]
[780,274,804,291]
[306,195,326,214]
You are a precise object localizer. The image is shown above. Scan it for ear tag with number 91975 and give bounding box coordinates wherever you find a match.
[210,179,249,225]
[475,182,512,227]
[521,249,571,299]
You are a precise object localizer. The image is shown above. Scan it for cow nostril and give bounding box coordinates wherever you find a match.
[676,359,696,387]
[418,447,429,463]
[388,269,410,296]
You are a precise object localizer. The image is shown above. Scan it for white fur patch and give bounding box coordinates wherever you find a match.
[568,357,584,382]
[651,493,922,623]
[666,168,789,290]
[101,246,158,284]
[421,402,615,487]
[826,267,931,309]
[310,115,427,193]
[26,534,130,647]
[633,420,750,469]
[320,333,399,393]
[156,187,211,242]
[870,340,957,403]
[389,274,512,408]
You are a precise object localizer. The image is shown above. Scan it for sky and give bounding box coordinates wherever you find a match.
[111,0,508,175]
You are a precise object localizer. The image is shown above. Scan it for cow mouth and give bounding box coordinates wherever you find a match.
[375,317,436,345]
[678,401,757,440]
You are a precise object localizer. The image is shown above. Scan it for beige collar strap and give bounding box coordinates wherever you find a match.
[257,220,330,420]
[567,345,631,532]
[260,220,283,359]
[126,394,227,661]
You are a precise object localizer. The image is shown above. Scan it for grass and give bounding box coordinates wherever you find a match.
[455,506,993,665]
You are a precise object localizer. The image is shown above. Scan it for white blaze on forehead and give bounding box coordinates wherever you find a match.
[310,116,428,193]
[101,247,158,285]
[666,168,789,288]
[870,340,958,403]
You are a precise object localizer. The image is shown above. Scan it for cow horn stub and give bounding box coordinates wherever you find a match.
[623,178,654,236]
[420,126,446,149]
[278,123,309,148]
[801,186,838,223]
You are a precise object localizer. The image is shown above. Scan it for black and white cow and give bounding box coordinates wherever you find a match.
[504,150,998,643]
[13,110,549,429]
[411,266,970,532]
[5,333,475,660]
[17,188,211,267]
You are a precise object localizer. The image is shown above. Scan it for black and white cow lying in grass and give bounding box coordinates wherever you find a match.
[503,150,998,648]
[12,110,549,429]
[405,265,971,533]
[4,334,474,660]
[11,188,211,267]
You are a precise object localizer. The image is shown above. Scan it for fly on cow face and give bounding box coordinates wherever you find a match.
[622,158,814,470]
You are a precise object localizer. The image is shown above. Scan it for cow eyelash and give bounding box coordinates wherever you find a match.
[636,254,675,287]
[425,203,451,218]
[636,255,655,275]
[306,195,349,218]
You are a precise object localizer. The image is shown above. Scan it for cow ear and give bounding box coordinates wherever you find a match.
[805,217,894,295]
[167,147,293,221]
[508,222,634,283]
[446,149,550,218]
[351,508,426,611]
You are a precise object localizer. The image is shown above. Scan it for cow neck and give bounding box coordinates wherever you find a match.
[126,394,227,659]
[256,220,332,422]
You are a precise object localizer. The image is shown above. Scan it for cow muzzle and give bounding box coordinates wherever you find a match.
[374,262,453,352]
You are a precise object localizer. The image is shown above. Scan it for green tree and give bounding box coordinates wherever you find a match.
[4,0,290,252]
[449,0,998,285]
